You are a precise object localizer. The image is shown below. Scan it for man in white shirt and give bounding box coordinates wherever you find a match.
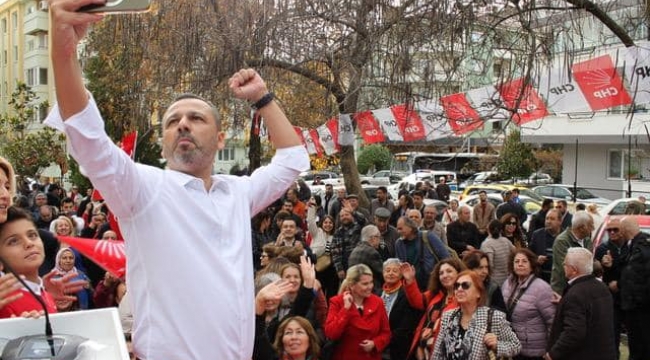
[46,2,309,359]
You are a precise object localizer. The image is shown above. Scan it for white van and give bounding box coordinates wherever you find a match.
[398,170,459,192]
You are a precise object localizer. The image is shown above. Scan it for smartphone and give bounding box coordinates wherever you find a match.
[78,0,151,13]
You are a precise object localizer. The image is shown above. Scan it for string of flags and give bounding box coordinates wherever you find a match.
[278,45,650,156]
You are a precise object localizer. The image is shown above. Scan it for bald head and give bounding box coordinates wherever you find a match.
[620,216,640,239]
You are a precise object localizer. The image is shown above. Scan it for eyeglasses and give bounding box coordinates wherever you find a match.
[454,281,472,291]
[507,221,517,225]
[606,228,620,233]
[261,254,269,258]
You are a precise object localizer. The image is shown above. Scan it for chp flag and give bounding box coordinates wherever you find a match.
[571,54,632,111]
[59,236,126,279]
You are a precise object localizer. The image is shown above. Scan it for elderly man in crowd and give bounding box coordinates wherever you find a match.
[550,211,594,295]
[545,247,615,360]
[348,224,387,292]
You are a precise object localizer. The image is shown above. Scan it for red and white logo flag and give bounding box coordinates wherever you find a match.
[465,86,509,122]
[302,129,318,154]
[337,114,355,146]
[308,129,323,157]
[354,111,385,144]
[440,93,483,135]
[536,61,591,113]
[414,99,453,140]
[391,104,425,142]
[293,126,306,145]
[623,46,650,105]
[316,124,338,155]
[498,78,549,125]
[371,108,404,141]
[571,55,632,111]
[59,236,126,279]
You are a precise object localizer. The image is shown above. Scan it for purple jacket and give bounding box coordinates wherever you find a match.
[501,275,556,357]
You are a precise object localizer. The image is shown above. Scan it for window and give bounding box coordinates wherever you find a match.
[26,67,48,86]
[218,148,235,161]
[27,40,34,51]
[608,149,647,179]
[26,68,34,86]
[11,13,17,29]
[39,68,47,85]
[1,19,6,33]
[37,33,47,49]
[13,46,17,62]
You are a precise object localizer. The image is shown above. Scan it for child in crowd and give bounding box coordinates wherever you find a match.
[0,207,61,318]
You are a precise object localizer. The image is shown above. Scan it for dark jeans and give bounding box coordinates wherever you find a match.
[625,308,650,360]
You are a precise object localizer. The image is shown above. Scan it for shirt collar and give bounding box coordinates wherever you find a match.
[166,169,230,193]
[22,277,44,296]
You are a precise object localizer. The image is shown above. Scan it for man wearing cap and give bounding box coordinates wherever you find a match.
[370,186,395,216]
[374,207,399,257]
[345,193,373,224]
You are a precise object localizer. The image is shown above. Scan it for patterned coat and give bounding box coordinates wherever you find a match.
[432,307,521,360]
[331,212,366,272]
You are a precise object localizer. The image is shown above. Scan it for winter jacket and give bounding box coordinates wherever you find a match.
[501,274,555,357]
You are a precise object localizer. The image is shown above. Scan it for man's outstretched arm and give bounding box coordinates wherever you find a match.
[49,0,105,120]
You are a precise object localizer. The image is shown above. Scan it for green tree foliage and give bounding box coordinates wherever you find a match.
[497,130,538,179]
[0,83,66,179]
[356,145,392,175]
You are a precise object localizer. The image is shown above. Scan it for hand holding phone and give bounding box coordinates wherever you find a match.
[78,0,151,14]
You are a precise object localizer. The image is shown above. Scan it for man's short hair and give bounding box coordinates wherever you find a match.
[478,190,487,195]
[571,211,592,229]
[566,247,593,275]
[167,93,221,129]
[361,225,380,242]
[377,186,388,193]
[412,190,424,198]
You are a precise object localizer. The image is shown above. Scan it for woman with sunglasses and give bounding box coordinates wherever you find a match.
[501,213,527,248]
[433,270,521,359]
[501,248,555,360]
[462,250,506,312]
[401,258,465,360]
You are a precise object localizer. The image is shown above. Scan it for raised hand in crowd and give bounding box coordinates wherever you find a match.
[255,280,293,316]
[399,262,416,284]
[43,270,88,302]
[299,255,315,289]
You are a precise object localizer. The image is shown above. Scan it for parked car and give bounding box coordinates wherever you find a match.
[459,184,545,203]
[299,170,342,186]
[592,215,650,249]
[532,184,611,206]
[513,172,553,185]
[398,170,459,192]
[360,170,408,185]
[598,198,650,216]
[459,171,498,190]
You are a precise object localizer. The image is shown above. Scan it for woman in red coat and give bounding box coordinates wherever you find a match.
[324,264,390,360]
[402,257,465,360]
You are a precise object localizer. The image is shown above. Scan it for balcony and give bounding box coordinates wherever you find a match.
[24,8,48,36]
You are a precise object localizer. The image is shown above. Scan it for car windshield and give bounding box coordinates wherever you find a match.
[519,189,545,202]
[574,187,596,199]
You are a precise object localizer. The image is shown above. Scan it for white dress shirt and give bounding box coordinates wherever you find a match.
[45,96,310,360]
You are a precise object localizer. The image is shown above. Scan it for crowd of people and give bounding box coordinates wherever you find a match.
[0,2,647,360]
[250,181,649,360]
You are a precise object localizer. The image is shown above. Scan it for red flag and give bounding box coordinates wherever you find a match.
[572,55,632,111]
[325,118,340,151]
[391,104,426,142]
[498,78,549,125]
[59,236,126,279]
[440,93,483,135]
[354,111,385,144]
[120,131,138,158]
[293,126,306,145]
[309,129,323,157]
